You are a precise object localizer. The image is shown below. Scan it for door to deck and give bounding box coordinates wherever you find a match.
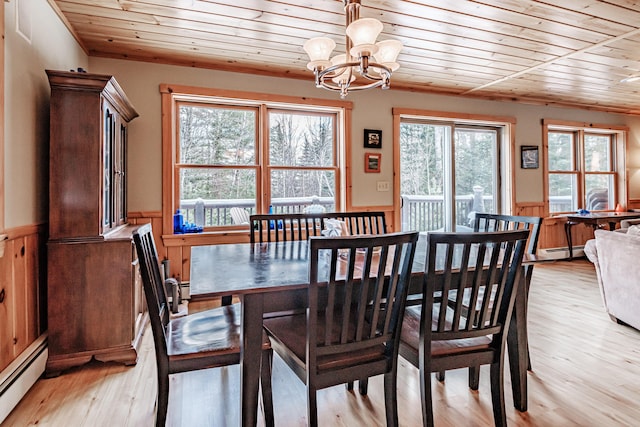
[399,121,500,232]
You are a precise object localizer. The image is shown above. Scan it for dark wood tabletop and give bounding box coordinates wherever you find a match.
[189,236,530,426]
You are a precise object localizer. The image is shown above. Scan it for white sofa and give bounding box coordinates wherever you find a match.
[584,228,640,330]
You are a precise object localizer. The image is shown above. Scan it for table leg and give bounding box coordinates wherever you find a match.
[564,221,575,260]
[507,273,528,412]
[241,294,265,427]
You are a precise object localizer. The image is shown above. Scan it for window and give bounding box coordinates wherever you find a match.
[544,120,625,214]
[162,86,350,234]
[394,109,514,232]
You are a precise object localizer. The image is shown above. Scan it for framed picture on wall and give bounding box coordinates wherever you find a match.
[364,129,382,149]
[365,153,381,173]
[521,145,539,169]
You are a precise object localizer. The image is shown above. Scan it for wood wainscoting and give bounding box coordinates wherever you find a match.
[0,224,46,372]
[515,202,601,253]
[0,223,47,423]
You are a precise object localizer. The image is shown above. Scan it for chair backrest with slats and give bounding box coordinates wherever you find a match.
[324,211,387,236]
[133,223,170,369]
[423,230,528,345]
[250,211,387,244]
[250,213,325,243]
[249,212,387,243]
[472,213,542,256]
[307,231,419,381]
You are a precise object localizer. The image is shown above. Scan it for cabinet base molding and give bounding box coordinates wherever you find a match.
[45,341,141,378]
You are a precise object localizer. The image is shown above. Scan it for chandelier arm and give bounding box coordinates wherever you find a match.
[318,79,385,92]
[317,61,361,80]
[358,62,392,81]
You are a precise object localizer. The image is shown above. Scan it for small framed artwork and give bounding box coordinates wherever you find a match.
[521,145,539,169]
[364,129,382,149]
[365,153,381,173]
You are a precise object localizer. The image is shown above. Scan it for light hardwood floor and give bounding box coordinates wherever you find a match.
[4,259,640,426]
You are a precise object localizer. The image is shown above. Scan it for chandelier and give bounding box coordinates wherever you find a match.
[303,0,403,98]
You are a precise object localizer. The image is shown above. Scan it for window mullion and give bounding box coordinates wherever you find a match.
[259,104,268,214]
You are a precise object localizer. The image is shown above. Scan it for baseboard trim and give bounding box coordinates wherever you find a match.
[0,334,47,424]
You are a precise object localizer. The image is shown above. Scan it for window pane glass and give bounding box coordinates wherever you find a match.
[179,105,256,166]
[548,132,574,171]
[399,122,447,232]
[549,173,577,213]
[454,128,497,229]
[179,168,256,227]
[270,169,335,213]
[585,175,613,210]
[269,112,334,167]
[584,134,611,172]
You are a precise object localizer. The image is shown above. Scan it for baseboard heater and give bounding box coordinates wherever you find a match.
[0,334,48,424]
[539,245,585,259]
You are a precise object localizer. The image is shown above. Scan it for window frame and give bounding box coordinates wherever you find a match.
[160,85,352,240]
[543,119,627,215]
[392,108,516,232]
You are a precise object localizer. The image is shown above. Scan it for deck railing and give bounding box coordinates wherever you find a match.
[400,194,494,231]
[180,197,334,227]
[179,195,572,230]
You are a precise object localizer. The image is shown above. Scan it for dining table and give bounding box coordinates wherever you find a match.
[189,235,531,426]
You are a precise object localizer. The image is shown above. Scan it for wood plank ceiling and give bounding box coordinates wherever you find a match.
[50,0,640,115]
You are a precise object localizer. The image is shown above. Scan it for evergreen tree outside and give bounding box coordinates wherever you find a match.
[176,103,339,225]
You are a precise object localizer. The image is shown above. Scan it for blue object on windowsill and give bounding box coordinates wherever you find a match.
[268,205,283,230]
[173,210,184,234]
[578,209,590,215]
[182,222,203,233]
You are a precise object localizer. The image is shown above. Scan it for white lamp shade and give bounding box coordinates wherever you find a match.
[374,40,403,67]
[303,37,336,61]
[346,18,383,50]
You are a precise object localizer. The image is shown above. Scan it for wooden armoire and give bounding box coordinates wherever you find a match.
[45,70,146,376]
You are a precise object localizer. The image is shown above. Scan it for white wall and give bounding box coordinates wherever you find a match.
[89,57,640,213]
[4,0,87,228]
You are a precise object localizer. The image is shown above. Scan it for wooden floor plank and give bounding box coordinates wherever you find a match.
[4,259,640,426]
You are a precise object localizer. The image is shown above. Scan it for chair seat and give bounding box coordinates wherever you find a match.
[401,307,492,358]
[264,311,386,372]
[168,303,271,361]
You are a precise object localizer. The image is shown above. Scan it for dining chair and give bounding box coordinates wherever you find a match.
[325,211,387,235]
[473,213,543,370]
[250,212,325,243]
[400,230,529,427]
[133,223,274,427]
[249,211,387,243]
[263,231,419,427]
[250,210,387,391]
[437,213,543,385]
